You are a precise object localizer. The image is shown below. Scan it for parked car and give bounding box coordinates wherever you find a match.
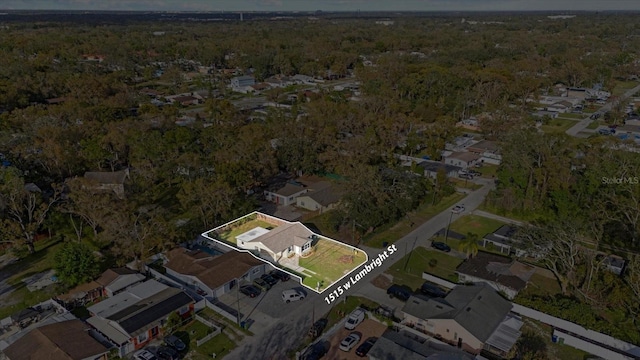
[451,205,465,214]
[459,173,473,180]
[345,309,365,330]
[386,284,412,301]
[420,282,447,298]
[469,170,482,177]
[133,350,157,360]
[431,241,451,252]
[339,332,362,352]
[302,341,329,360]
[598,128,613,135]
[282,289,305,303]
[164,334,186,351]
[261,274,279,286]
[156,346,179,360]
[355,337,378,357]
[308,318,328,338]
[253,278,271,291]
[270,269,291,281]
[240,285,261,298]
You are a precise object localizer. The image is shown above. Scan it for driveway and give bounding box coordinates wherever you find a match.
[224,180,495,360]
[324,319,387,360]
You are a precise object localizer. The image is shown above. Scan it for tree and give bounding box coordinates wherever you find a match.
[0,168,61,254]
[53,242,100,287]
[458,233,479,259]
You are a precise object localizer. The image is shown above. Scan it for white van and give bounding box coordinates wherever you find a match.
[282,289,305,303]
[344,308,365,330]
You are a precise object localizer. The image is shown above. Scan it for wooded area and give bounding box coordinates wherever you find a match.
[1,13,640,344]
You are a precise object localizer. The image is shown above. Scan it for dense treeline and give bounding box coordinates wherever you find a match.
[0,14,640,310]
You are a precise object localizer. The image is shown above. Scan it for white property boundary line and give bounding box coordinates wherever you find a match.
[201,211,369,294]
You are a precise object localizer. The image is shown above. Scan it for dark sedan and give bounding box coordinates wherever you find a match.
[355,337,378,357]
[240,285,261,298]
[270,269,291,281]
[431,241,451,252]
[386,284,412,301]
[261,273,279,286]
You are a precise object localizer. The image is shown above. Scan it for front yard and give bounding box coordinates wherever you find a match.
[449,214,507,239]
[298,239,367,289]
[385,246,463,289]
[540,118,576,134]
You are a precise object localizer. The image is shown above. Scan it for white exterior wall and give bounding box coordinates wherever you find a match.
[456,273,518,300]
[403,316,483,353]
[553,330,633,360]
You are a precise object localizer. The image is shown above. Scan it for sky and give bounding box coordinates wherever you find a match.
[1,0,639,12]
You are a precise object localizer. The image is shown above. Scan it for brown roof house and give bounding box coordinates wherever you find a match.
[466,140,502,165]
[295,181,342,213]
[164,248,266,299]
[96,267,146,298]
[2,319,110,360]
[83,169,130,199]
[401,283,522,356]
[264,182,309,206]
[55,281,103,309]
[455,251,535,300]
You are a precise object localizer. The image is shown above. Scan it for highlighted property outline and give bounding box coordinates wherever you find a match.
[201,211,368,294]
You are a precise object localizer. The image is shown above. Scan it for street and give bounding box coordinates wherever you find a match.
[224,178,495,360]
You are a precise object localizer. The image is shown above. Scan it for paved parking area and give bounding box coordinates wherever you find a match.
[215,278,320,330]
[324,319,387,360]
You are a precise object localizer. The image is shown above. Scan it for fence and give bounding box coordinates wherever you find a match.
[195,325,221,347]
[204,299,238,323]
[422,272,456,289]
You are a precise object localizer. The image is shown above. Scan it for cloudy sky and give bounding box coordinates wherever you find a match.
[1,0,639,12]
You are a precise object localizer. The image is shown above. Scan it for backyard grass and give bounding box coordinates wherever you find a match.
[540,118,576,134]
[385,246,463,289]
[516,272,562,299]
[365,192,466,248]
[216,219,275,244]
[478,164,499,178]
[449,214,507,239]
[520,318,590,360]
[298,239,367,289]
[449,178,482,190]
[179,319,236,360]
[0,237,65,320]
[612,80,639,96]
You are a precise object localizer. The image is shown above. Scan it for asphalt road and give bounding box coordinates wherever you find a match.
[224,178,495,360]
[565,83,640,137]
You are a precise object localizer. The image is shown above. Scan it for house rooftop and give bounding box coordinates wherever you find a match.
[304,184,342,207]
[96,267,145,294]
[417,160,462,174]
[164,248,264,291]
[272,183,307,197]
[402,283,512,342]
[56,280,101,302]
[456,251,535,292]
[446,152,481,162]
[84,169,128,185]
[245,222,314,255]
[2,319,109,360]
[467,140,500,153]
[88,279,167,318]
[368,330,473,360]
[493,225,518,239]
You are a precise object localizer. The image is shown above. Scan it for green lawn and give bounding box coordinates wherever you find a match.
[478,164,499,178]
[540,119,576,134]
[216,219,275,244]
[365,192,466,248]
[449,178,482,190]
[586,120,601,129]
[0,238,65,320]
[449,214,507,239]
[557,113,584,120]
[179,320,236,360]
[385,246,463,289]
[298,239,367,290]
[612,80,639,96]
[516,272,562,299]
[520,319,591,360]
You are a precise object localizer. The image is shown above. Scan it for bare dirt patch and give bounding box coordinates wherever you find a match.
[371,274,393,290]
[338,255,355,264]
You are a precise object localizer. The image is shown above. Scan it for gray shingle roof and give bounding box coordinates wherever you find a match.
[402,283,512,342]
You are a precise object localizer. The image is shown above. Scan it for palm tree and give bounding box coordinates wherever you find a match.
[459,232,480,259]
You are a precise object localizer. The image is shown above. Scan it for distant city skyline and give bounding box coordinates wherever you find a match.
[1,0,640,12]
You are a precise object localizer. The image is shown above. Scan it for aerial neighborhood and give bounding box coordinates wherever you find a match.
[1,7,640,360]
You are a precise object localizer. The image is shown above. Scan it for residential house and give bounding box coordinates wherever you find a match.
[531,110,559,119]
[163,248,265,298]
[235,222,315,263]
[417,160,462,179]
[86,280,194,357]
[466,140,502,165]
[295,181,342,213]
[456,117,480,132]
[230,75,255,93]
[170,95,200,106]
[603,255,626,275]
[444,152,481,169]
[401,283,521,356]
[455,251,535,300]
[1,320,110,360]
[96,267,146,298]
[55,281,102,309]
[292,74,315,85]
[9,308,40,329]
[546,100,574,113]
[367,330,474,360]
[264,182,308,206]
[566,87,588,100]
[482,225,526,257]
[83,169,130,199]
[139,88,162,98]
[250,82,271,92]
[616,124,640,140]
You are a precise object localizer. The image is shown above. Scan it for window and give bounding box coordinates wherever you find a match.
[300,201,305,206]
[179,306,189,315]
[302,242,312,252]
[454,332,458,340]
[289,196,293,201]
[138,332,148,343]
[151,327,159,337]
